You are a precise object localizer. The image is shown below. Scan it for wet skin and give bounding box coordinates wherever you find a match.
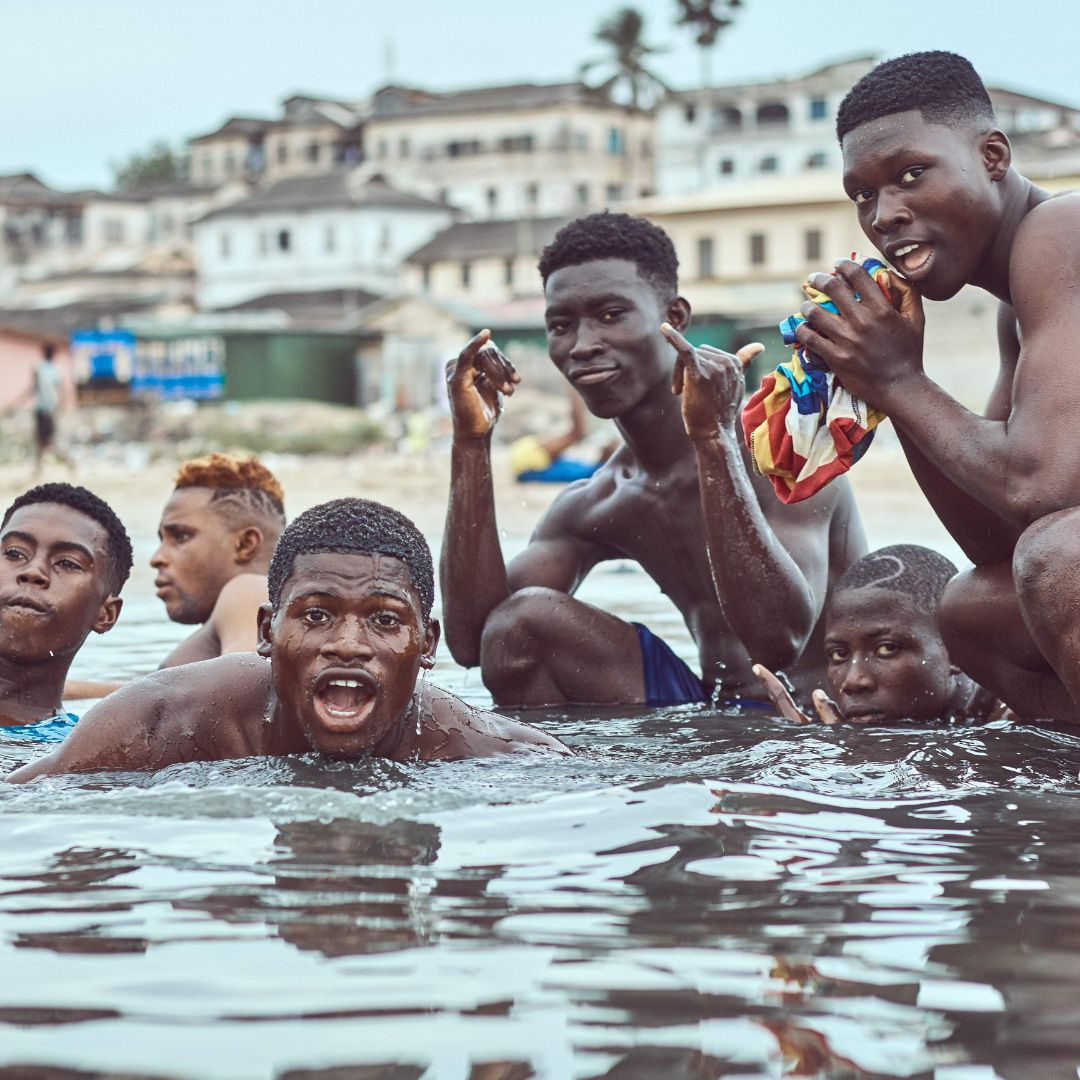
[0,503,121,724]
[823,588,970,724]
[7,552,565,781]
[796,107,1080,721]
[440,258,866,706]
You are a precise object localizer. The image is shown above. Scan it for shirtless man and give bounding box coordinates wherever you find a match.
[0,483,131,729]
[795,52,1080,721]
[441,212,866,707]
[9,498,564,781]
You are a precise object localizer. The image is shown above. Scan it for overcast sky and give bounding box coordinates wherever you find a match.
[4,0,1078,189]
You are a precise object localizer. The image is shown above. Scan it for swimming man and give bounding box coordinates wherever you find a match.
[0,483,131,729]
[796,52,1080,721]
[441,212,867,707]
[9,498,564,780]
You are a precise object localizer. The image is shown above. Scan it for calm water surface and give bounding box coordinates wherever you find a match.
[3,557,1080,1079]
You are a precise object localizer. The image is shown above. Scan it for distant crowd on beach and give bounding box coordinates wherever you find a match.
[2,51,1078,782]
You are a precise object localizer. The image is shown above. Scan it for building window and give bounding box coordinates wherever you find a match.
[399,136,410,158]
[486,187,498,213]
[277,142,288,164]
[460,261,471,288]
[605,183,623,203]
[806,150,828,169]
[223,151,235,176]
[421,264,431,291]
[379,224,391,253]
[504,258,514,286]
[220,230,231,259]
[325,225,336,253]
[525,182,539,209]
[447,139,482,157]
[258,231,268,255]
[749,232,767,266]
[809,96,828,120]
[756,102,789,126]
[574,131,589,150]
[378,139,388,159]
[684,103,697,123]
[710,105,742,133]
[104,218,125,244]
[805,229,822,262]
[277,229,291,252]
[498,134,535,153]
[575,183,589,207]
[697,237,714,279]
[759,155,779,173]
[719,157,735,176]
[307,142,320,164]
[607,127,624,155]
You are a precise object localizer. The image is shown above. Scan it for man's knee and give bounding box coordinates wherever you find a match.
[1014,508,1080,625]
[480,587,565,682]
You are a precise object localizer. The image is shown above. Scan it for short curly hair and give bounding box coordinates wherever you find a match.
[175,453,285,526]
[268,498,434,620]
[2,483,133,594]
[834,544,958,615]
[837,51,996,143]
[538,211,679,300]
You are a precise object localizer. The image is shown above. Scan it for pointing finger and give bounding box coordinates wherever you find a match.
[812,690,844,726]
[735,342,765,370]
[753,664,811,724]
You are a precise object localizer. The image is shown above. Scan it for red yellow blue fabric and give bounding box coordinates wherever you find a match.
[741,258,894,505]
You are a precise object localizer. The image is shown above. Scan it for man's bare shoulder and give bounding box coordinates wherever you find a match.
[422,686,570,759]
[209,573,269,623]
[1011,192,1080,297]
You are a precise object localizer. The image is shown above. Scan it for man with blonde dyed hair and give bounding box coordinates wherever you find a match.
[67,454,285,699]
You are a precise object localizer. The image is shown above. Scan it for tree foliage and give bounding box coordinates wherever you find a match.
[111,141,189,192]
[581,7,670,109]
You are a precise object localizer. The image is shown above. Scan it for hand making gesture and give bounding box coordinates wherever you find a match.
[661,322,765,441]
[753,665,844,726]
[445,329,521,441]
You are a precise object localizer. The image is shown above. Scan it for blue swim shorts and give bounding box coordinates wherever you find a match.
[632,622,709,707]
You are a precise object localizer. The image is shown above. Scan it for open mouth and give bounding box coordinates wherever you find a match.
[889,242,934,279]
[572,368,618,387]
[312,670,378,733]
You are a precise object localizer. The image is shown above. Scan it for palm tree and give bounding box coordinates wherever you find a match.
[580,7,670,109]
[674,0,744,87]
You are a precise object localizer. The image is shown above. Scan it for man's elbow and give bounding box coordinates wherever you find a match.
[1003,467,1078,527]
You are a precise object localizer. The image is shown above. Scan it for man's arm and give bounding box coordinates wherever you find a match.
[6,674,173,782]
[798,204,1080,538]
[664,326,836,671]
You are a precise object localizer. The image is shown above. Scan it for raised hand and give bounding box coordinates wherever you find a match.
[662,322,764,440]
[753,664,843,725]
[445,329,520,440]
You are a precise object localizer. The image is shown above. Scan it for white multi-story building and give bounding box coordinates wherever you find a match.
[359,81,654,220]
[192,170,454,309]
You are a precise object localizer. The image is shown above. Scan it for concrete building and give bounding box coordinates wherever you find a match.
[656,56,1080,197]
[192,170,455,309]
[261,95,363,183]
[359,82,654,219]
[187,117,272,187]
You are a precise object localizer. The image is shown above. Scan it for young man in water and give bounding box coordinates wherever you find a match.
[67,453,286,698]
[795,52,1080,722]
[0,483,132,729]
[441,212,866,707]
[756,545,995,725]
[8,498,564,780]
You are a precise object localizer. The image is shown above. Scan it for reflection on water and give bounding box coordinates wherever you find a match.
[3,566,1080,1076]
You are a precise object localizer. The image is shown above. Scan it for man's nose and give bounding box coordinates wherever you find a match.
[569,325,605,361]
[840,659,875,695]
[872,190,912,236]
[320,618,375,660]
[16,556,49,588]
[149,543,166,569]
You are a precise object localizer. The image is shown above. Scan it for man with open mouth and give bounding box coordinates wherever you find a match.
[8,498,565,780]
[795,51,1080,723]
[0,483,132,733]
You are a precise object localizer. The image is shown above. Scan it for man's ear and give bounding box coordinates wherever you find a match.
[235,526,264,566]
[983,129,1011,181]
[420,618,440,669]
[92,595,123,635]
[256,603,274,658]
[666,296,691,333]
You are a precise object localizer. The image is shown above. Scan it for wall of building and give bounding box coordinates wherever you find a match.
[262,123,357,183]
[190,136,261,187]
[404,250,545,307]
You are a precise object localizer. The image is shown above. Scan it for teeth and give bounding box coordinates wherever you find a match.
[894,243,920,257]
[328,679,361,688]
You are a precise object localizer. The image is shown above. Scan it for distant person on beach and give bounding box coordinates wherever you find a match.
[440,212,867,708]
[66,453,285,699]
[795,52,1080,722]
[0,484,131,733]
[6,344,76,478]
[755,545,997,725]
[510,388,614,484]
[8,499,565,780]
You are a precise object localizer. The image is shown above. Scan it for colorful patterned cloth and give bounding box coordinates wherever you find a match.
[741,259,895,504]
